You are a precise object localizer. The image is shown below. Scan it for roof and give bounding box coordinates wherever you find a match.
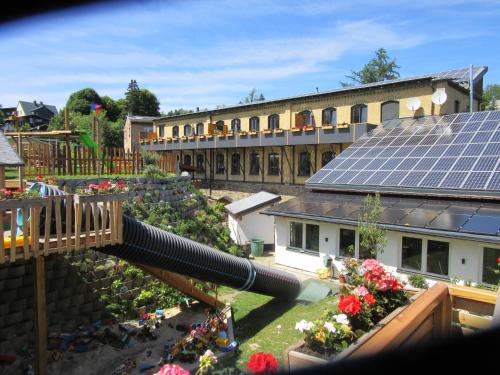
[264,191,500,244]
[127,115,158,123]
[157,66,488,121]
[0,131,24,166]
[225,191,281,217]
[18,101,57,116]
[307,110,500,199]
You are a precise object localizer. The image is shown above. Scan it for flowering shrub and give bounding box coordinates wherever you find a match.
[78,180,129,195]
[296,313,354,355]
[196,349,218,375]
[35,176,57,184]
[0,188,39,200]
[297,258,408,357]
[246,352,279,374]
[154,364,189,375]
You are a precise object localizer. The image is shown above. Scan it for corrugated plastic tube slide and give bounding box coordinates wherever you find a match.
[34,184,302,300]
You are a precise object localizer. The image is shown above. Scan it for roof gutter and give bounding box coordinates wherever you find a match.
[263,210,500,245]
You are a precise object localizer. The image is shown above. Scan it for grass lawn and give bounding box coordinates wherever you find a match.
[218,286,339,371]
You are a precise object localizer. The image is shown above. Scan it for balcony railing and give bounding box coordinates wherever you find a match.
[139,123,378,151]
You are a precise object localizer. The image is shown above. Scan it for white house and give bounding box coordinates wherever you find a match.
[264,111,500,287]
[225,191,281,247]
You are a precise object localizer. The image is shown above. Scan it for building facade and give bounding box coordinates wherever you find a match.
[140,67,487,190]
[265,110,500,287]
[123,115,156,152]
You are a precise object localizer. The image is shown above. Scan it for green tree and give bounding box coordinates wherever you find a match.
[125,79,140,115]
[125,80,161,116]
[341,48,400,87]
[482,84,500,110]
[163,108,194,117]
[116,98,129,119]
[358,193,387,257]
[101,95,122,122]
[239,88,265,104]
[0,105,4,124]
[66,88,102,115]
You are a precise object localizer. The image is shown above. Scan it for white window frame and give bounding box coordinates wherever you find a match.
[288,220,320,255]
[337,226,358,258]
[479,245,500,285]
[399,234,451,278]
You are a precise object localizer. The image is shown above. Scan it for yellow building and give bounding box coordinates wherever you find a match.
[141,66,487,192]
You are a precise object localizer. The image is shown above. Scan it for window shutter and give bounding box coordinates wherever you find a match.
[295,113,304,128]
[223,124,228,134]
[208,123,215,135]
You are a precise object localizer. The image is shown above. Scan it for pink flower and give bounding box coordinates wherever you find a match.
[154,364,189,375]
[353,286,369,297]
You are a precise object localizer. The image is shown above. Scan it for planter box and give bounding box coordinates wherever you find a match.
[285,284,450,372]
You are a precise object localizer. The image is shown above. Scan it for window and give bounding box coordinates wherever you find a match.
[321,151,335,167]
[381,101,399,122]
[215,120,225,133]
[454,100,460,113]
[196,154,204,172]
[322,108,337,125]
[158,126,165,137]
[231,153,240,175]
[184,124,192,136]
[305,224,319,252]
[268,153,279,175]
[250,116,260,132]
[249,152,260,175]
[401,237,422,271]
[483,247,500,285]
[296,110,313,127]
[231,118,241,133]
[427,240,449,276]
[172,126,179,137]
[196,123,204,135]
[183,154,192,166]
[268,114,279,130]
[215,153,225,174]
[339,229,355,257]
[298,151,311,176]
[289,222,303,249]
[351,104,368,123]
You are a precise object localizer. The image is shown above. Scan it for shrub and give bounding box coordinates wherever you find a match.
[142,151,161,166]
[134,289,155,308]
[407,273,429,289]
[142,164,166,178]
[124,265,145,280]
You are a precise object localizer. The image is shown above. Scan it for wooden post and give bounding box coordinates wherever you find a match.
[34,256,48,375]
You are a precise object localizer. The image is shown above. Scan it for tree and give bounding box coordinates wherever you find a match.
[482,84,500,110]
[0,104,4,124]
[125,80,161,116]
[66,88,102,115]
[358,193,387,257]
[162,108,194,117]
[340,48,400,87]
[101,95,122,122]
[116,98,129,119]
[239,88,265,104]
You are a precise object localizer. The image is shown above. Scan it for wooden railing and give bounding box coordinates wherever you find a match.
[0,193,125,264]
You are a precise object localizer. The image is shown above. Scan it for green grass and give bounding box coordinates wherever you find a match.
[218,286,338,371]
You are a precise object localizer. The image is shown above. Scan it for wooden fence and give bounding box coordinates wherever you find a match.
[19,141,147,176]
[0,193,125,263]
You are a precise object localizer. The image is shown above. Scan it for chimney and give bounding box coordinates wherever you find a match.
[40,101,43,105]
[33,100,37,105]
[196,107,199,112]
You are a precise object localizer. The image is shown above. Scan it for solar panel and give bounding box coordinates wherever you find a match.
[306,110,500,194]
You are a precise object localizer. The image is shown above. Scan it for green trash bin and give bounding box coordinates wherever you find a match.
[250,239,264,257]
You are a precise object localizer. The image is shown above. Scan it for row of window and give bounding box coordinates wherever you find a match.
[162,101,401,137]
[289,223,500,284]
[181,150,336,176]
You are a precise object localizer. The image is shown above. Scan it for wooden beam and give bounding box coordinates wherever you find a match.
[137,264,224,308]
[34,256,48,375]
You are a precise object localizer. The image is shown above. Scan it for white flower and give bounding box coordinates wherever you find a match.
[334,314,349,325]
[324,322,336,334]
[295,320,315,332]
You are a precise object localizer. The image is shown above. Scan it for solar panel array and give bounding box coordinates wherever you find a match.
[307,111,500,193]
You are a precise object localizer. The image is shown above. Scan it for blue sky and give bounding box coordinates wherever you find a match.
[1,0,499,113]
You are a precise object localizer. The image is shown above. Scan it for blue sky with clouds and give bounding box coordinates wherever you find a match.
[1,0,499,113]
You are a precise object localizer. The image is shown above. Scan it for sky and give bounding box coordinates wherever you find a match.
[0,0,499,113]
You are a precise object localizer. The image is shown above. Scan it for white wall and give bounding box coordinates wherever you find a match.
[228,209,276,245]
[273,216,500,284]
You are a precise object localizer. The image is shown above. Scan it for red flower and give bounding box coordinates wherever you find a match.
[338,295,362,316]
[497,257,500,264]
[364,293,376,305]
[36,175,44,182]
[117,180,126,185]
[98,181,112,189]
[246,352,279,374]
[377,274,401,291]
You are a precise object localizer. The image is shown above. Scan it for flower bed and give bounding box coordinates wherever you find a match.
[285,258,451,371]
[76,180,129,195]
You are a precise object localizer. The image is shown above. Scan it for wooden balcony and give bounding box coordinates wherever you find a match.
[0,193,126,264]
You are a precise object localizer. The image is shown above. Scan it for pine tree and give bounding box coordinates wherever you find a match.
[341,48,400,87]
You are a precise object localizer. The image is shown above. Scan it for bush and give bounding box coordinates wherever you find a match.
[124,265,145,280]
[134,289,155,308]
[142,151,161,166]
[142,164,166,178]
[407,273,429,289]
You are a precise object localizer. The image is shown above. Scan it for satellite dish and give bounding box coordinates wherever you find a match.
[406,97,421,111]
[432,90,447,105]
